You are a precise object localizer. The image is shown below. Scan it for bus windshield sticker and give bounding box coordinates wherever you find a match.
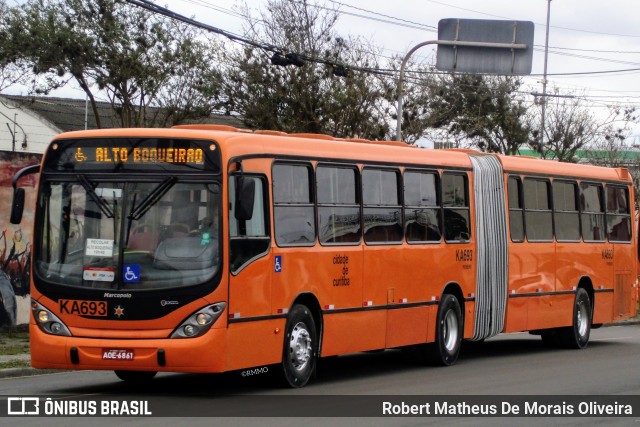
[85,238,114,257]
[123,264,141,283]
[82,267,115,282]
[200,232,212,246]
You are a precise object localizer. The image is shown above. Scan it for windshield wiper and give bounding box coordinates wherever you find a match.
[77,175,115,218]
[127,176,177,221]
[123,177,177,250]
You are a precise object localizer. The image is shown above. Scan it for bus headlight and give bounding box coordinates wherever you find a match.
[37,310,50,323]
[196,313,211,326]
[183,325,198,337]
[170,302,226,339]
[32,301,72,336]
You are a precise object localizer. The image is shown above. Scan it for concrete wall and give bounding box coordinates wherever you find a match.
[0,97,59,154]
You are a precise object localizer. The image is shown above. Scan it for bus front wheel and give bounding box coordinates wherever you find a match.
[280,304,318,388]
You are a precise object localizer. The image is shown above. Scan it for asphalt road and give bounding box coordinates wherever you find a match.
[1,324,640,426]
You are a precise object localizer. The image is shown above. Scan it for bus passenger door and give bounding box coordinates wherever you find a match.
[226,173,279,370]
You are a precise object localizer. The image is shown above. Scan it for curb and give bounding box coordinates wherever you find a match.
[0,367,61,379]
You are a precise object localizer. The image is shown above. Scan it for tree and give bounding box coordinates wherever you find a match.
[417,73,532,154]
[0,1,36,92]
[531,93,637,163]
[222,0,389,139]
[5,0,223,128]
[577,105,640,203]
[377,60,439,145]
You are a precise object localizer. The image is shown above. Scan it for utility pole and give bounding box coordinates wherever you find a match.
[540,0,552,157]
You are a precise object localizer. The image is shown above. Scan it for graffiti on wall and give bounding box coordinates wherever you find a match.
[0,151,41,326]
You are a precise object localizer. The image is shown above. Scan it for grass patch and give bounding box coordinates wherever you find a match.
[0,359,31,369]
[0,328,29,356]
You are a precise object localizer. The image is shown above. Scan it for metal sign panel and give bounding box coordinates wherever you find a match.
[436,18,534,75]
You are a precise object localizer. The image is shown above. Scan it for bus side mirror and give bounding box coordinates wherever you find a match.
[9,163,40,224]
[234,176,255,221]
[10,188,26,224]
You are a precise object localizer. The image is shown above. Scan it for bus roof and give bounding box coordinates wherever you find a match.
[52,126,631,183]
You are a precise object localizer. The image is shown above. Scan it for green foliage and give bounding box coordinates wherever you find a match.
[0,0,636,164]
[222,0,389,139]
[4,0,223,128]
[0,329,29,356]
[420,73,532,153]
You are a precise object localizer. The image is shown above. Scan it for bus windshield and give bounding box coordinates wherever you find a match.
[36,178,221,291]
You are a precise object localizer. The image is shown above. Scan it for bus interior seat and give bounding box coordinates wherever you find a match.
[154,237,217,270]
[128,230,157,251]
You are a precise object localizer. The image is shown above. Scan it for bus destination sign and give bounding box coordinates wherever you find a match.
[44,138,221,173]
[79,147,205,165]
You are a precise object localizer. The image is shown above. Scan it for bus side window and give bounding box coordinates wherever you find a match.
[524,178,553,242]
[316,165,361,245]
[553,180,580,242]
[606,185,631,242]
[507,176,524,242]
[229,175,270,273]
[273,162,316,246]
[442,173,470,242]
[362,168,402,244]
[580,183,605,242]
[404,170,441,243]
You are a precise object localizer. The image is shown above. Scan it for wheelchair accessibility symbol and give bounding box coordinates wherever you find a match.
[74,147,87,162]
[274,256,282,273]
[123,264,140,283]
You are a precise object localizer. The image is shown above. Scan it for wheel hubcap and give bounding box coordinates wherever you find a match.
[289,322,312,371]
[443,309,459,352]
[577,302,588,338]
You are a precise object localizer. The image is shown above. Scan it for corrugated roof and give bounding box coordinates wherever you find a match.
[1,95,244,131]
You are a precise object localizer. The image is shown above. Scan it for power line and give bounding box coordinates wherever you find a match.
[128,0,640,82]
[423,0,640,38]
[320,0,640,66]
[324,0,437,32]
[125,0,395,77]
[167,0,640,83]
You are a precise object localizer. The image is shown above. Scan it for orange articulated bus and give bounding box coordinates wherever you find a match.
[9,125,638,387]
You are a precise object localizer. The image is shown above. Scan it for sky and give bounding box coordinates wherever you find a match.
[11,0,640,141]
[175,0,640,93]
[163,0,640,141]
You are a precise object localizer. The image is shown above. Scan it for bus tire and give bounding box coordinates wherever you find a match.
[423,293,462,366]
[280,304,317,388]
[560,288,592,349]
[114,370,157,382]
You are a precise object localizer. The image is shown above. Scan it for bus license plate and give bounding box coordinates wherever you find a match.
[102,349,135,361]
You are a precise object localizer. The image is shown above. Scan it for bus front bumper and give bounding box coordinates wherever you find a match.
[30,323,228,373]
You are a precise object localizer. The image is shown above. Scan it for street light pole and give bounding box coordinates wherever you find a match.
[396,40,437,141]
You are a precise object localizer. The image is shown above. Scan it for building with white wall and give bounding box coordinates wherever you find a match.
[0,95,62,154]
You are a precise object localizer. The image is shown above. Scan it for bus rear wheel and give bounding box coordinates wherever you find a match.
[559,288,592,349]
[280,304,318,388]
[422,293,462,366]
[114,370,157,382]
